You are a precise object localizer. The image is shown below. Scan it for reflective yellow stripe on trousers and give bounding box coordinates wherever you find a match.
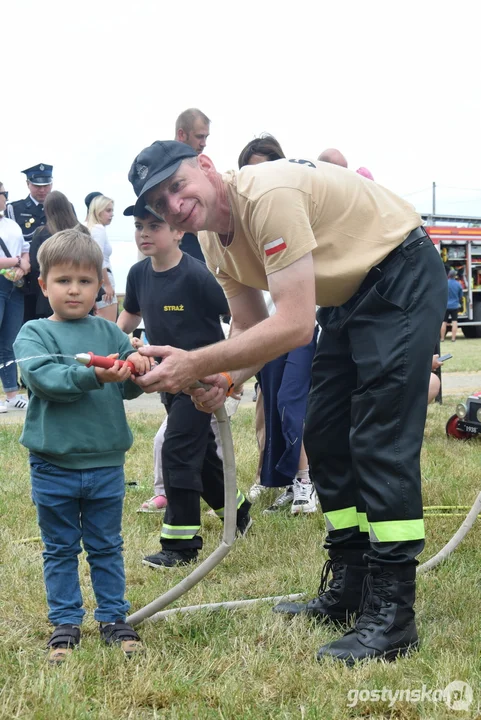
[160,524,201,540]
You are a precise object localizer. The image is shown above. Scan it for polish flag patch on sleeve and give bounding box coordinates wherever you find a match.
[264,237,287,256]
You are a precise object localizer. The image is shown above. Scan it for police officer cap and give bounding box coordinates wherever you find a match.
[128,141,197,204]
[22,163,53,185]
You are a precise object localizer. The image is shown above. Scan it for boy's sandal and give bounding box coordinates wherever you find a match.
[47,624,81,665]
[100,620,143,657]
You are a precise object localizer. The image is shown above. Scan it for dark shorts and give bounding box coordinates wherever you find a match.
[444,309,459,322]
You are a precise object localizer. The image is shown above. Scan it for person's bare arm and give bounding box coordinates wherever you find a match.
[117,309,142,334]
[136,253,316,395]
[0,251,30,272]
[0,255,19,270]
[101,268,114,303]
[189,252,316,375]
[216,286,269,386]
[173,287,269,411]
[20,251,30,273]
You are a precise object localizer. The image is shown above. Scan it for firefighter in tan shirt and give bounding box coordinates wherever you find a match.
[128,141,447,666]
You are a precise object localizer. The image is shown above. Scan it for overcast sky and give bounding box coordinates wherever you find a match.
[3,0,481,289]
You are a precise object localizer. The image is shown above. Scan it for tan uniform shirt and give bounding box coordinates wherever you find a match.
[199,159,422,307]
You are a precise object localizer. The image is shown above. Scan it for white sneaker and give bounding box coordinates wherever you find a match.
[0,403,7,414]
[291,478,317,514]
[6,394,28,410]
[247,482,268,502]
[263,486,294,514]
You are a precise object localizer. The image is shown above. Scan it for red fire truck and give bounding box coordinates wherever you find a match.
[423,213,481,338]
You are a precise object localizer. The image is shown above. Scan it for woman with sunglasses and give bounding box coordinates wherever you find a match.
[0,182,30,412]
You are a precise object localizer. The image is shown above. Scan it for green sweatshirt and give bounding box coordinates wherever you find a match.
[13,316,143,469]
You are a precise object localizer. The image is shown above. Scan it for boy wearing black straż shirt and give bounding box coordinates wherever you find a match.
[118,204,251,568]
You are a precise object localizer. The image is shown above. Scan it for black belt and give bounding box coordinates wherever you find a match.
[378,226,430,269]
[401,225,429,248]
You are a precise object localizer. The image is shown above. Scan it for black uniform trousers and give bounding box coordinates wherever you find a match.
[304,230,447,565]
[161,391,225,551]
[7,198,46,323]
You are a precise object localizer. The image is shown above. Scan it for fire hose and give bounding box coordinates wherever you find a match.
[417,491,481,573]
[75,353,302,626]
[74,352,481,624]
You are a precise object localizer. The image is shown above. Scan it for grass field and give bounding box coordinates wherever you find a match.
[437,336,481,373]
[0,385,480,718]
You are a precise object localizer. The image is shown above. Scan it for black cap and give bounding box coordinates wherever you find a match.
[85,191,103,210]
[22,163,53,185]
[128,141,197,202]
[123,199,165,220]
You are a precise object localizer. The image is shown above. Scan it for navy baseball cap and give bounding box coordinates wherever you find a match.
[123,200,144,217]
[128,141,197,202]
[22,163,53,185]
[85,191,103,210]
[123,199,166,219]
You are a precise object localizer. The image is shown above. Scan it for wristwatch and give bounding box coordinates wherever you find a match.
[15,256,21,267]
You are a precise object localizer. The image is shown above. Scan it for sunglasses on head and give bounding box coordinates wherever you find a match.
[0,191,8,200]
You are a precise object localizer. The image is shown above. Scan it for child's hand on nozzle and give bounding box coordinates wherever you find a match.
[127,351,154,376]
[94,354,132,384]
[131,336,144,349]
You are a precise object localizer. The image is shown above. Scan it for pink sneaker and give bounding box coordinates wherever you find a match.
[137,495,168,513]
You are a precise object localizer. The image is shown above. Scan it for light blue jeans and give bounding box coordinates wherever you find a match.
[0,274,24,393]
[30,454,129,626]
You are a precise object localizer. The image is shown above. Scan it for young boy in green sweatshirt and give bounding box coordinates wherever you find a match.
[13,228,151,664]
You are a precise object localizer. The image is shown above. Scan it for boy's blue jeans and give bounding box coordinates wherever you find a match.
[30,454,130,626]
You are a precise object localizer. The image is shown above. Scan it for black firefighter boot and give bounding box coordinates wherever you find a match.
[316,563,419,666]
[272,549,369,624]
